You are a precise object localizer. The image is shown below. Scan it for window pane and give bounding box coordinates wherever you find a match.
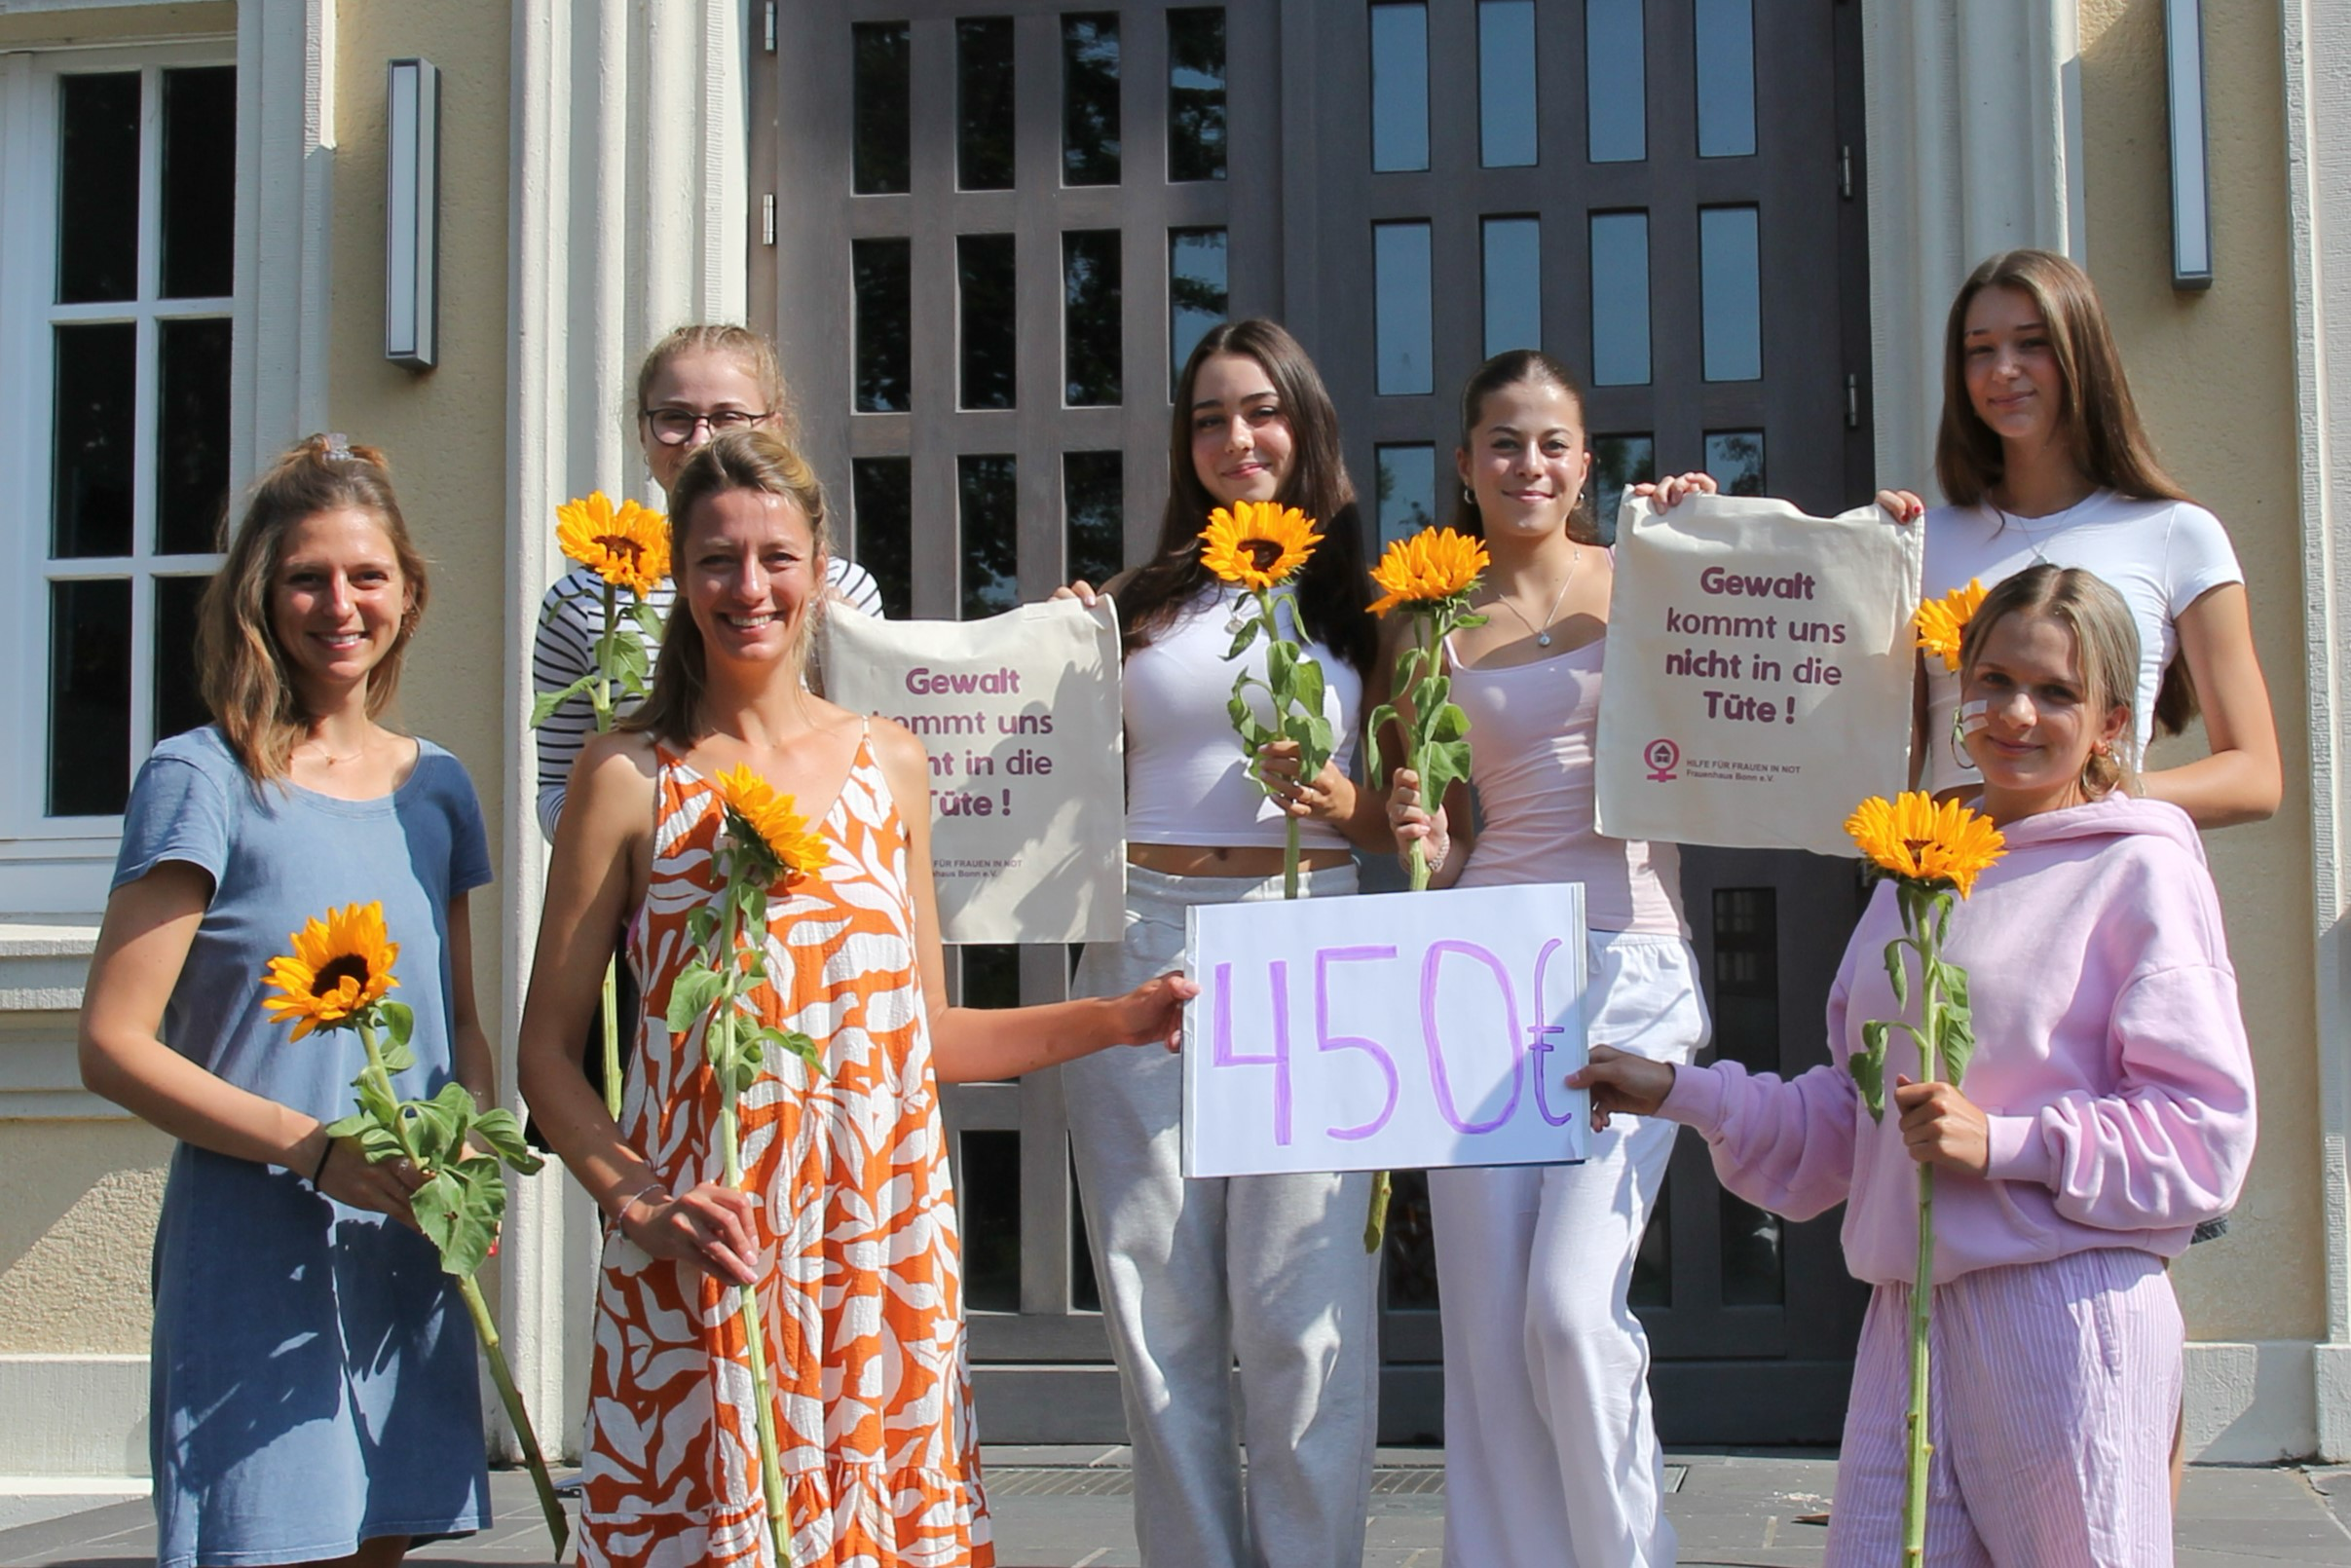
[1064,230,1122,406]
[1704,429,1766,497]
[851,458,914,618]
[958,234,1017,411]
[158,317,232,556]
[957,18,1016,191]
[1064,451,1124,586]
[154,575,210,744]
[852,22,913,195]
[1373,221,1433,396]
[1369,4,1430,174]
[1699,205,1762,382]
[1375,444,1437,547]
[1695,0,1757,159]
[53,322,137,559]
[1482,216,1541,358]
[1721,1192,1784,1306]
[1710,886,1778,1068]
[1586,0,1646,164]
[852,238,913,413]
[1063,14,1121,186]
[1383,1168,1439,1308]
[1591,432,1655,542]
[1477,1,1537,168]
[161,67,236,298]
[958,1128,1021,1313]
[1169,227,1228,389]
[49,578,131,816]
[1588,211,1650,387]
[1167,8,1227,182]
[57,72,140,304]
[959,454,1019,619]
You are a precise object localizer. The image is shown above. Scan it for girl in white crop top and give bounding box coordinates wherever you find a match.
[1387,351,1714,1567]
[1057,320,1395,1568]
[1876,247,2278,830]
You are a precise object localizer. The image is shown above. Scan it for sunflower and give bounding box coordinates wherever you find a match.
[1198,501,1322,591]
[711,765,831,882]
[556,492,671,598]
[1367,526,1490,616]
[261,902,400,1040]
[1844,791,2007,899]
[1915,578,1988,673]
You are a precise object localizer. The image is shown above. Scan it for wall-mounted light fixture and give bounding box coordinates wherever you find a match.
[386,58,442,366]
[2164,0,2212,290]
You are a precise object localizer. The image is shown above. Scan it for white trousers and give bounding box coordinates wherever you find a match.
[1064,863,1380,1568]
[1430,929,1707,1568]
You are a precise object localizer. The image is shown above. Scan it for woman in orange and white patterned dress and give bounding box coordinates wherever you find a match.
[519,429,1194,1568]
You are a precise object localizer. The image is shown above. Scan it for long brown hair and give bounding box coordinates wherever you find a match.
[196,434,428,782]
[623,428,831,746]
[1116,318,1376,676]
[1934,248,2200,735]
[1959,564,2141,798]
[636,322,798,441]
[1446,349,1601,546]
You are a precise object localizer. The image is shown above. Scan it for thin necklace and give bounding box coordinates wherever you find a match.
[1493,545,1582,649]
[300,737,368,765]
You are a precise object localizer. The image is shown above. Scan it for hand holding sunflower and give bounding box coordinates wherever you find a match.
[262,902,568,1558]
[1201,500,1331,900]
[1843,792,2006,1562]
[1362,526,1490,893]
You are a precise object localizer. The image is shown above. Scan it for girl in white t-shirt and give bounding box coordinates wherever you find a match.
[1880,248,2279,828]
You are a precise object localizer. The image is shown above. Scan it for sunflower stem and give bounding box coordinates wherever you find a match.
[455,1274,570,1560]
[599,955,623,1122]
[1283,815,1300,901]
[713,895,792,1568]
[1900,900,1946,1564]
[1363,1170,1392,1252]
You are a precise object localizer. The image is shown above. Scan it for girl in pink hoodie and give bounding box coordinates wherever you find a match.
[1573,563,2256,1565]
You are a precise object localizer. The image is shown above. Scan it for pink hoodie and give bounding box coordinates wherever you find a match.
[1658,794,2256,1287]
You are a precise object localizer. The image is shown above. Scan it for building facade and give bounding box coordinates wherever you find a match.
[0,0,2345,1484]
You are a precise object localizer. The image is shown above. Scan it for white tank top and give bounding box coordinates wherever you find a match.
[1446,632,1687,936]
[1123,585,1362,848]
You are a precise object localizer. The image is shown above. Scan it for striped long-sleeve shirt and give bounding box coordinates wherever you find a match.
[531,557,884,840]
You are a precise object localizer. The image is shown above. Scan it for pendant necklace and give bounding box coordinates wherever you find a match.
[1495,545,1582,648]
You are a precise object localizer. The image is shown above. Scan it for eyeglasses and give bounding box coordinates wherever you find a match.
[638,407,773,445]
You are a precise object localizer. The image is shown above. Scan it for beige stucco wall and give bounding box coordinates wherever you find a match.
[0,1110,171,1354]
[0,2,232,50]
[2077,1,2322,1342]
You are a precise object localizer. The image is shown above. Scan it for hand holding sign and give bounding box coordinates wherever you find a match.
[1181,883,1591,1176]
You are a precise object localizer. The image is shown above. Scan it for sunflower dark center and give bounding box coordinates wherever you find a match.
[1243,539,1284,572]
[595,534,645,566]
[312,955,372,996]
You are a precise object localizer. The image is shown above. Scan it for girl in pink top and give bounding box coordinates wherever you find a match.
[1388,351,1713,1568]
[1573,565,2258,1565]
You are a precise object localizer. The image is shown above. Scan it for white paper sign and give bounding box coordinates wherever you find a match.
[1180,884,1590,1177]
[819,598,1126,944]
[1594,492,1923,856]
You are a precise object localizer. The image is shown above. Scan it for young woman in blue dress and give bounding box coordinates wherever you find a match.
[80,435,497,1568]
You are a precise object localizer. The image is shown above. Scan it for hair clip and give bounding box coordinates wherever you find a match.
[323,432,356,464]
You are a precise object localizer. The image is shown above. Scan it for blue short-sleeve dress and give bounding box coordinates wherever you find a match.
[114,725,496,1568]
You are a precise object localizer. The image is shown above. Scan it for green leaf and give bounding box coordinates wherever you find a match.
[1364,702,1401,784]
[1266,638,1294,695]
[1226,617,1262,660]
[760,1025,826,1076]
[1853,1022,1890,1119]
[1882,938,1910,1012]
[357,1123,407,1163]
[1938,980,1977,1085]
[1290,657,1325,727]
[665,964,725,1035]
[630,601,665,641]
[528,674,600,729]
[1429,700,1469,745]
[321,1111,371,1141]
[380,1002,415,1050]
[612,636,650,685]
[686,903,720,952]
[470,1107,543,1173]
[1933,892,1954,948]
[357,1074,400,1128]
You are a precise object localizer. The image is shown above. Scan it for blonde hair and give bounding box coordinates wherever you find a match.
[624,428,831,746]
[1958,564,2140,799]
[196,434,427,782]
[636,323,798,442]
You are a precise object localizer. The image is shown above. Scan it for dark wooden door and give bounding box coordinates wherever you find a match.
[760,0,1878,1443]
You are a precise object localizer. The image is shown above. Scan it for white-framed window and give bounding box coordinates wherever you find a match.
[0,41,237,908]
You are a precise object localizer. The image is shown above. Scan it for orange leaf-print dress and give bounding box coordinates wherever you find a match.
[581,738,990,1567]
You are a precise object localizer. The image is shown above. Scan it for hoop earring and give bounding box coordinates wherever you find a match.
[1463,486,1476,504]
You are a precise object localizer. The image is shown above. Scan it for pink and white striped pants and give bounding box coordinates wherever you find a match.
[1825,1246,2181,1567]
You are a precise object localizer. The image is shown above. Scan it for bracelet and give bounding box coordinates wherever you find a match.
[613,1182,668,1232]
[309,1134,337,1185]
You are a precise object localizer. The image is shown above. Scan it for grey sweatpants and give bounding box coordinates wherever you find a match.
[1064,862,1380,1568]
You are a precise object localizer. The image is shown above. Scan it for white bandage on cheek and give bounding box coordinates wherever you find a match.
[1959,699,1990,735]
